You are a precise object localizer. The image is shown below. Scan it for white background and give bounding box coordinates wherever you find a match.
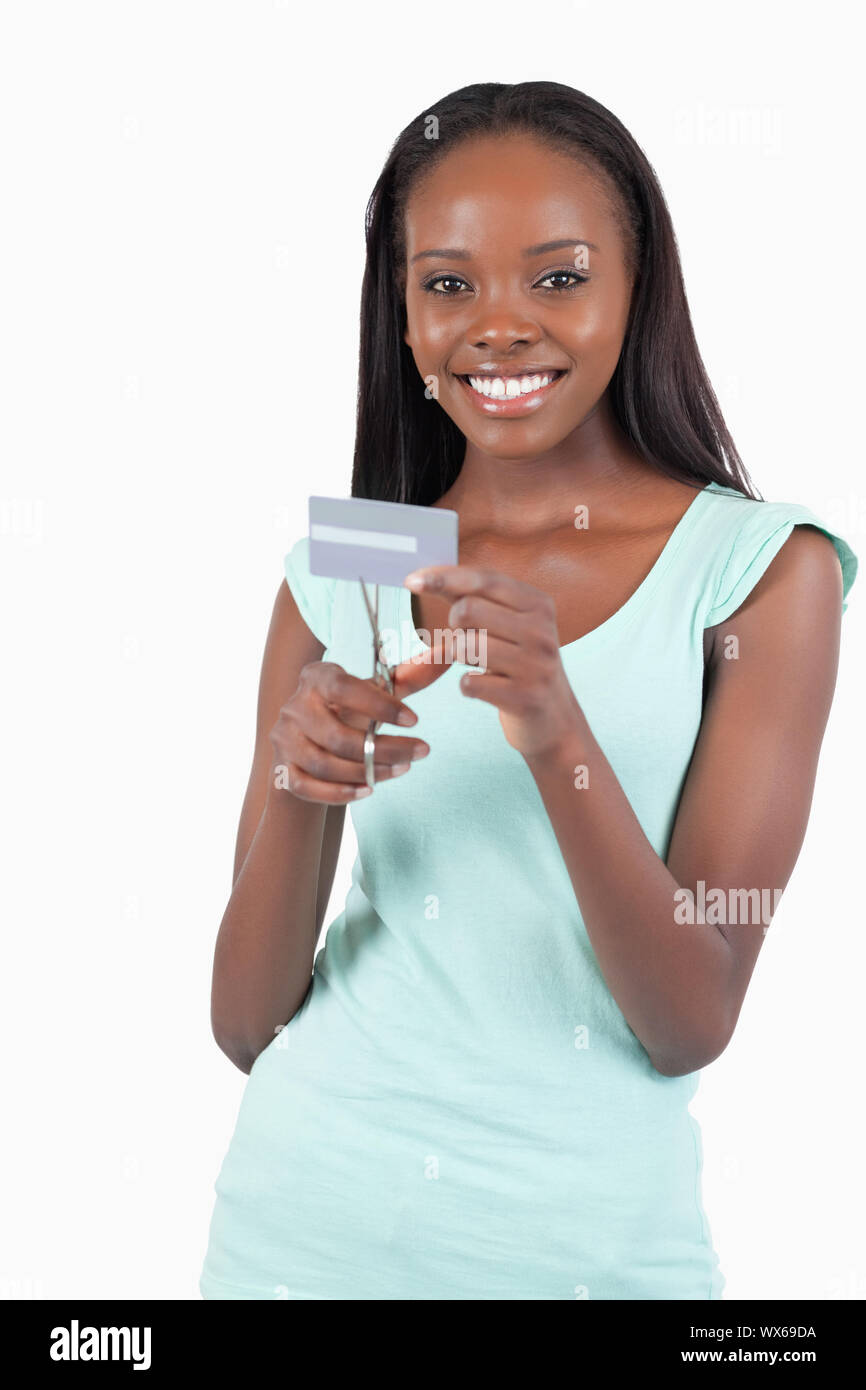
[1,0,863,1301]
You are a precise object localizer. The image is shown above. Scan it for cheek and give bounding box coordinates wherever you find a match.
[406,303,455,359]
[564,294,630,373]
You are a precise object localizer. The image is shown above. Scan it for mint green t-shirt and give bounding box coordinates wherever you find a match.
[200,480,857,1300]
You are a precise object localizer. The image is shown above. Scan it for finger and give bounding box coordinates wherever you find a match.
[334,706,398,734]
[456,633,525,677]
[285,776,373,804]
[405,564,540,611]
[390,648,454,696]
[307,700,430,765]
[282,767,406,804]
[316,663,417,727]
[439,594,526,658]
[455,670,520,708]
[282,730,421,788]
[396,631,533,684]
[333,700,411,733]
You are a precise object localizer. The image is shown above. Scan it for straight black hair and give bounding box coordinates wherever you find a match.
[352,81,760,505]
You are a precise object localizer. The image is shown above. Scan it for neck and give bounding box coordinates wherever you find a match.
[438,396,661,538]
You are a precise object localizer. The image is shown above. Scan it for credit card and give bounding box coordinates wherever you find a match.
[308,495,459,587]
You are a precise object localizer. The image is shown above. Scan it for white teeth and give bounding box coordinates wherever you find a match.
[466,373,557,398]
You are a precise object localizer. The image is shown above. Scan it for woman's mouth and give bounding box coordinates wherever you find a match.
[454,369,567,417]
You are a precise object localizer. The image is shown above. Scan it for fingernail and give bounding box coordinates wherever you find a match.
[390,762,411,775]
[352,787,373,798]
[396,709,417,725]
[411,744,429,759]
[405,572,426,590]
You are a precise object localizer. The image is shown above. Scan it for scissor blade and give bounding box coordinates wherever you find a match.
[359,577,390,687]
[359,576,379,636]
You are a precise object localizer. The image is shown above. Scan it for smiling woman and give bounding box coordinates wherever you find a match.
[199,81,857,1302]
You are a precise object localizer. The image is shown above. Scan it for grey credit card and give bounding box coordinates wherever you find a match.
[308,496,459,587]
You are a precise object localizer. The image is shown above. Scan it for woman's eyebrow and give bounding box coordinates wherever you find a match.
[524,237,600,256]
[410,237,599,264]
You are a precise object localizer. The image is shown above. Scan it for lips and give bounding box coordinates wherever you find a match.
[454,368,567,417]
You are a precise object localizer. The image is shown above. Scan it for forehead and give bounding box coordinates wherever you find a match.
[402,134,617,252]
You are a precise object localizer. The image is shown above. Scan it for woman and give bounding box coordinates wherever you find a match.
[199,82,857,1300]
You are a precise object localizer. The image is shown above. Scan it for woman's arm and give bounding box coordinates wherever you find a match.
[524,526,843,1075]
[210,581,335,1074]
[211,579,426,1074]
[401,524,844,1076]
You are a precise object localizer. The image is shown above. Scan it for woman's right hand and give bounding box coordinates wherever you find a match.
[269,661,430,803]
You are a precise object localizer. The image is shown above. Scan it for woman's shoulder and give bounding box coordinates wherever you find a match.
[283,534,337,651]
[698,479,858,626]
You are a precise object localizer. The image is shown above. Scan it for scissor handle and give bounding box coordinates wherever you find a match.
[359,579,397,784]
[364,666,396,790]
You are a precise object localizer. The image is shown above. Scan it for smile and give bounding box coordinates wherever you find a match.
[455,369,567,416]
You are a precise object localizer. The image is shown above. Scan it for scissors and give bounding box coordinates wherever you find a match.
[359,577,397,790]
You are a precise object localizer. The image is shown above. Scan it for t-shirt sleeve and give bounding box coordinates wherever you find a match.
[703,503,858,628]
[283,535,336,650]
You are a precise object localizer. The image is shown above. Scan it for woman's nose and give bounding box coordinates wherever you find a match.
[466,313,542,351]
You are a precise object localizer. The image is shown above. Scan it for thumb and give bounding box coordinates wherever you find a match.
[391,645,454,698]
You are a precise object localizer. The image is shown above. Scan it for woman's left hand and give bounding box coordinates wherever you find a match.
[394,565,586,760]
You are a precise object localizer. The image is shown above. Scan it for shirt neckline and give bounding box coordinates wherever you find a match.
[400,481,714,660]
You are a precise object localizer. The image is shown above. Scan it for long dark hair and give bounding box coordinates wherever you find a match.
[352,81,760,505]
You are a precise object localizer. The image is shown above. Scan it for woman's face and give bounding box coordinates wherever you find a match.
[402,133,635,460]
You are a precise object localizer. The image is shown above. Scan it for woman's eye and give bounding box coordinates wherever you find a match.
[423,276,468,296]
[536,269,590,291]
